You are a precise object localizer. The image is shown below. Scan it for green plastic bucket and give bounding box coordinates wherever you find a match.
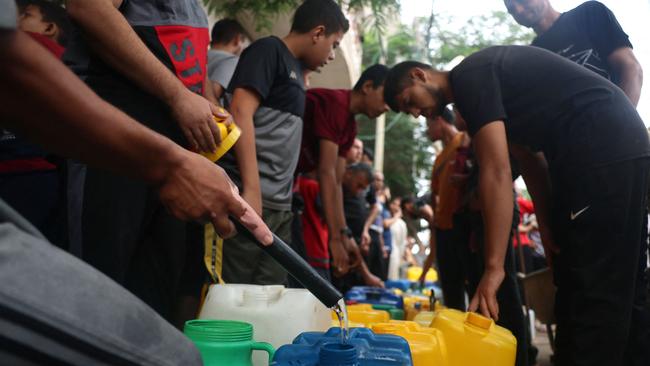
[184,319,275,366]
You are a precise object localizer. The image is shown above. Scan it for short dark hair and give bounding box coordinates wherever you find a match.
[16,0,71,46]
[211,18,247,45]
[347,162,374,183]
[291,0,349,35]
[353,64,390,91]
[362,147,374,162]
[384,61,434,112]
[400,195,415,211]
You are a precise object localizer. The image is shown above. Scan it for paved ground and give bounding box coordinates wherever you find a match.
[531,324,554,366]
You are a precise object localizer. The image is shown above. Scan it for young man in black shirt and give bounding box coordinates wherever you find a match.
[384,46,650,366]
[504,0,643,106]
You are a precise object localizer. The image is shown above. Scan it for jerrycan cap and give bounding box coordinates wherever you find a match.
[200,112,241,162]
[466,312,493,330]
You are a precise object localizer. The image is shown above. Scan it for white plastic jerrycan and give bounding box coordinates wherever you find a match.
[199,284,331,366]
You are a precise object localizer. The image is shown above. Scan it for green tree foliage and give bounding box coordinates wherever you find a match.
[420,10,535,67]
[359,20,431,196]
[202,0,399,31]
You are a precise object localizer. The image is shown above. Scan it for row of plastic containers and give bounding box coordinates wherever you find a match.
[191,284,516,366]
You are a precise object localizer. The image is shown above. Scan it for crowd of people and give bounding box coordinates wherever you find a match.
[0,0,648,365]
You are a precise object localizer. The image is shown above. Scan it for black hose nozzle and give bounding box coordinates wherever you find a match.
[231,217,343,308]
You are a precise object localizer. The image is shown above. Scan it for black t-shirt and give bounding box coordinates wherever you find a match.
[532,1,632,83]
[343,188,369,241]
[450,46,649,174]
[226,36,305,117]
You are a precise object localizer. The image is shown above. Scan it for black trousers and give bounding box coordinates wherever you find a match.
[367,229,387,280]
[80,84,197,324]
[436,226,468,310]
[551,159,650,366]
[0,170,65,248]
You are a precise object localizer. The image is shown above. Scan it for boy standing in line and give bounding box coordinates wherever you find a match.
[219,0,349,284]
[297,64,389,277]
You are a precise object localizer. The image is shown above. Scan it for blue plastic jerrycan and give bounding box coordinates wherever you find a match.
[271,327,412,366]
[345,287,404,309]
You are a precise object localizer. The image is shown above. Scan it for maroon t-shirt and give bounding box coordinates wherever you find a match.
[297,89,357,174]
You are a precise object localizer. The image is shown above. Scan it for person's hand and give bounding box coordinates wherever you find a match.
[330,237,350,276]
[363,272,385,288]
[213,106,235,129]
[360,229,371,255]
[344,237,362,269]
[170,88,223,153]
[156,151,272,244]
[468,267,505,320]
[382,247,388,259]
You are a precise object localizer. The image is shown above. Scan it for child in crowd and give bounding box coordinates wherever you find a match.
[0,0,71,248]
[218,0,349,285]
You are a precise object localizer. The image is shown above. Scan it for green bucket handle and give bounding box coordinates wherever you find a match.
[251,341,275,364]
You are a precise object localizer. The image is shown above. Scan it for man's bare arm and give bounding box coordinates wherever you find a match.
[0,29,271,243]
[608,47,643,106]
[467,121,513,320]
[318,140,350,273]
[66,0,222,152]
[229,87,263,215]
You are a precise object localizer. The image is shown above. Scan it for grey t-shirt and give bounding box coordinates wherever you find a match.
[220,37,305,211]
[0,0,17,29]
[207,49,238,89]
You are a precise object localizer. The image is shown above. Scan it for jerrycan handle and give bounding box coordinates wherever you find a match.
[466,312,493,331]
[200,113,241,162]
[251,341,275,365]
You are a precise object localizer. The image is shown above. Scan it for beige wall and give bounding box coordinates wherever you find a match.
[206,8,362,89]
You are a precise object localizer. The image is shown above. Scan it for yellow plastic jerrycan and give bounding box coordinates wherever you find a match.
[200,112,241,162]
[406,300,447,322]
[403,295,431,321]
[373,321,449,366]
[430,309,517,366]
[407,266,438,282]
[330,304,389,328]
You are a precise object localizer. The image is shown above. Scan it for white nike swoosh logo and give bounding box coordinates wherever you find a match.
[570,205,590,220]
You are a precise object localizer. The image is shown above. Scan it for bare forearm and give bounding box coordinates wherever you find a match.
[383,216,400,228]
[0,30,184,184]
[364,204,380,232]
[479,169,513,271]
[319,169,343,237]
[231,112,260,194]
[66,0,186,106]
[422,228,436,271]
[618,65,643,107]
